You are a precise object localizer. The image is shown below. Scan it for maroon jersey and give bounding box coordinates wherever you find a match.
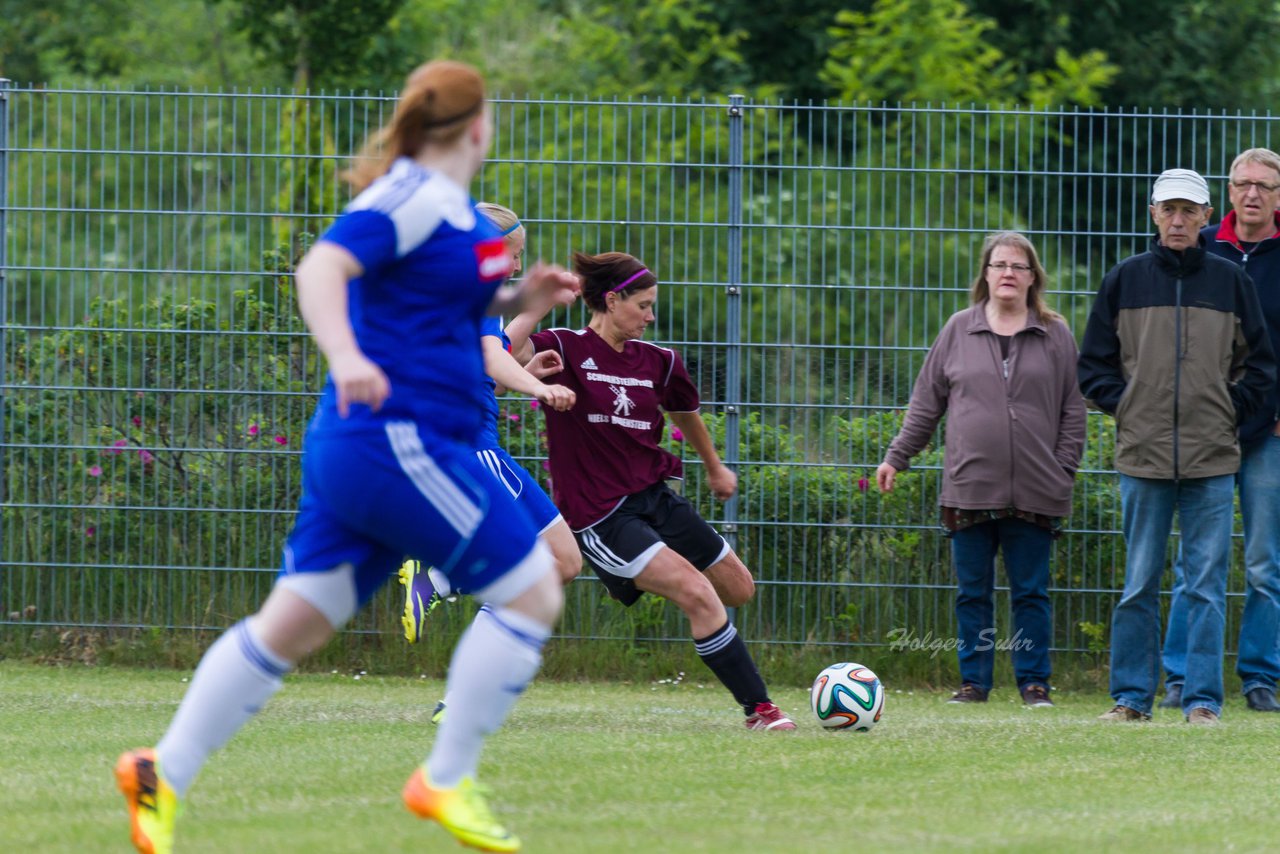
[530,327,700,529]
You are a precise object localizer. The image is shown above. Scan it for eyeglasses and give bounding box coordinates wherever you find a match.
[1230,179,1280,193]
[987,262,1032,273]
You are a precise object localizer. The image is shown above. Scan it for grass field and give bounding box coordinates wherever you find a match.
[4,661,1279,853]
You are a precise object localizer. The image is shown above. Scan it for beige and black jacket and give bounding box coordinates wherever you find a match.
[1077,238,1276,480]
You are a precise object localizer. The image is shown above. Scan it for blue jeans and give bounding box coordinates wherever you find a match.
[950,518,1053,692]
[1112,474,1233,716]
[1164,435,1280,694]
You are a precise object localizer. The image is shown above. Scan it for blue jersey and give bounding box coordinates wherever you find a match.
[311,157,512,443]
[475,316,512,449]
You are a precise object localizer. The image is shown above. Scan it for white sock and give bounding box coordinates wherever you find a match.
[156,620,291,796]
[426,605,549,786]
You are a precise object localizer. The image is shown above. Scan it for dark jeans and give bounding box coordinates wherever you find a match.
[950,517,1053,691]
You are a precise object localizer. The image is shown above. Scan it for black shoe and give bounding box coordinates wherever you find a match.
[1019,683,1054,708]
[1157,685,1182,709]
[947,683,989,704]
[1245,686,1280,712]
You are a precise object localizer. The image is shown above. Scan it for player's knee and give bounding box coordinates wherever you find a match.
[271,564,358,627]
[708,555,755,607]
[675,574,727,623]
[555,552,584,586]
[546,525,583,587]
[250,585,341,663]
[540,572,566,619]
[719,574,755,608]
[510,566,564,627]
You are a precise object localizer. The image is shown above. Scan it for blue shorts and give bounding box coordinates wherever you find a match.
[474,446,561,534]
[280,420,543,607]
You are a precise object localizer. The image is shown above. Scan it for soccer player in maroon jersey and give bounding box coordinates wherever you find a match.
[512,250,796,731]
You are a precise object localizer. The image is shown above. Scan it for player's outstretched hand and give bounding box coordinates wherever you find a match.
[524,262,581,311]
[491,262,580,318]
[526,349,564,379]
[535,383,576,412]
[329,350,391,417]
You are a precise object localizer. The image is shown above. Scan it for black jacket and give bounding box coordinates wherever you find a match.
[1202,211,1280,446]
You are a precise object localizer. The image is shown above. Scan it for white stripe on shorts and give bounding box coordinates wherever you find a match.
[580,527,628,570]
[386,422,482,537]
[476,448,520,498]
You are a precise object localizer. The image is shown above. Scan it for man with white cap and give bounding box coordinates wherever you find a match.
[1078,167,1275,724]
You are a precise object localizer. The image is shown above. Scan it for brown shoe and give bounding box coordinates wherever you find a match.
[1098,704,1150,721]
[1186,707,1220,725]
[947,683,989,704]
[1020,683,1054,707]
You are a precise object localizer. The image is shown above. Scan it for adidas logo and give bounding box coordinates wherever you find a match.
[580,357,598,370]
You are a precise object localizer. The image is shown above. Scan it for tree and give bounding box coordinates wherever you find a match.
[219,0,406,90]
[521,0,755,98]
[820,0,1115,107]
[0,0,265,89]
[707,0,855,103]
[969,0,1280,109]
[1,0,138,86]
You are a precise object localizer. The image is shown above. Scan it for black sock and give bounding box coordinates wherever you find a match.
[694,620,769,714]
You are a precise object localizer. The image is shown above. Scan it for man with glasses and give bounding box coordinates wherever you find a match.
[1160,149,1280,713]
[1079,168,1275,724]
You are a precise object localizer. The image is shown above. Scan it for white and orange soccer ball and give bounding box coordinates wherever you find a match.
[810,662,886,731]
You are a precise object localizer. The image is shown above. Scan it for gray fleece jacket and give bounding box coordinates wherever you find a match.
[884,303,1087,517]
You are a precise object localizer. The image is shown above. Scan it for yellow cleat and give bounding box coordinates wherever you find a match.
[403,767,520,853]
[115,748,179,854]
[398,560,441,644]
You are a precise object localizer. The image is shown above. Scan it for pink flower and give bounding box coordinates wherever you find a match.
[139,450,156,464]
[274,435,288,445]
[529,400,540,410]
[88,465,103,477]
[131,416,142,427]
[508,414,521,423]
[108,439,128,454]
[858,477,869,493]
[248,423,260,436]
[670,427,684,442]
[541,460,551,471]
[85,526,96,537]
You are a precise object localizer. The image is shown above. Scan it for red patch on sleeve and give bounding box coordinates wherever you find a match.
[475,238,514,282]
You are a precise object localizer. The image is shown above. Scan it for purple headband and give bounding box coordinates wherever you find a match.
[609,267,651,293]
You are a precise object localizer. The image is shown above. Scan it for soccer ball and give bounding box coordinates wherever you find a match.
[810,662,886,731]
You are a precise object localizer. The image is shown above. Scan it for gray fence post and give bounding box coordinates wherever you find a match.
[722,94,744,552]
[0,79,9,531]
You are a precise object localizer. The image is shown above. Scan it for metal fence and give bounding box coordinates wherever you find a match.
[3,81,1277,660]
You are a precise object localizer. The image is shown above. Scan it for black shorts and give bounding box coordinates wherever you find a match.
[574,482,730,606]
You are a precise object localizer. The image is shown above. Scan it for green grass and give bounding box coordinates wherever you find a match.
[4,661,1279,853]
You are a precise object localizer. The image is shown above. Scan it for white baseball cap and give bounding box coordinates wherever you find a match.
[1151,168,1210,204]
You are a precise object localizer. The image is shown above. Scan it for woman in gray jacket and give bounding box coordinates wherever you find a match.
[876,231,1087,707]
